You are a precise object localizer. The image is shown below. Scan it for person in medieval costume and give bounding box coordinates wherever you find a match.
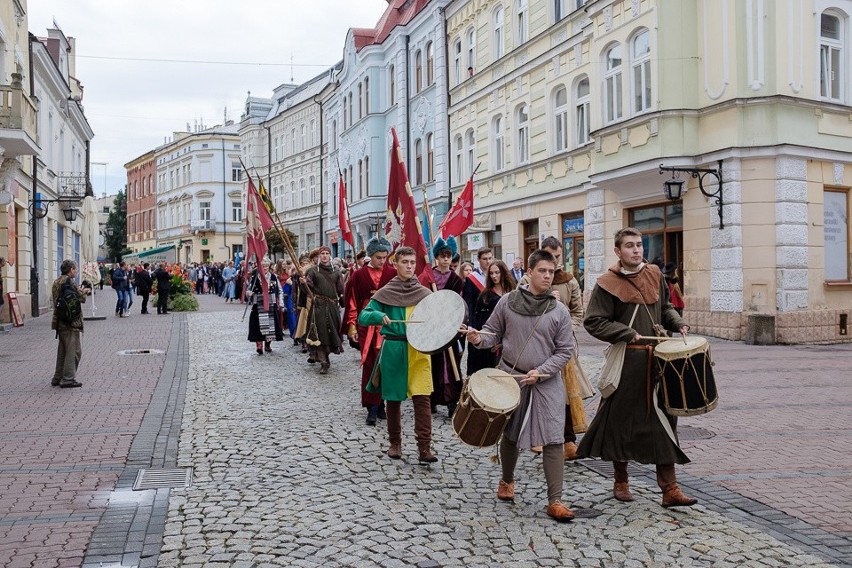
[359,247,437,463]
[305,246,345,374]
[418,236,465,417]
[461,247,493,326]
[578,227,697,508]
[341,236,396,425]
[294,252,317,353]
[247,258,284,355]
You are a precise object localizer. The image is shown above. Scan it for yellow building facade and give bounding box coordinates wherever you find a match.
[446,0,852,344]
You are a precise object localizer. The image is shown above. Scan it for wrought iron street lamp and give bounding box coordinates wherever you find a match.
[659,160,725,229]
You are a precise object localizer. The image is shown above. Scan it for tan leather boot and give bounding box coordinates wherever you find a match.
[613,461,635,502]
[412,395,437,463]
[657,464,698,507]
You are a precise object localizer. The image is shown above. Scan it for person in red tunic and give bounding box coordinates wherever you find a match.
[341,236,397,425]
[418,237,465,416]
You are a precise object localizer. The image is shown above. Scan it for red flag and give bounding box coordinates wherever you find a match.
[440,175,475,239]
[385,128,430,275]
[246,178,270,310]
[338,172,354,248]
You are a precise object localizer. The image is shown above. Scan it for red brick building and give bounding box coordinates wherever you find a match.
[125,151,157,254]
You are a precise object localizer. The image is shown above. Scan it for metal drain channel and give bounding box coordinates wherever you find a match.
[132,467,192,491]
[118,348,165,355]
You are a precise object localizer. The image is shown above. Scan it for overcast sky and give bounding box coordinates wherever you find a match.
[27,0,389,198]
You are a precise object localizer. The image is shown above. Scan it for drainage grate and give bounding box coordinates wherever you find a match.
[580,460,646,479]
[678,425,716,441]
[572,507,604,519]
[132,468,192,491]
[118,349,165,355]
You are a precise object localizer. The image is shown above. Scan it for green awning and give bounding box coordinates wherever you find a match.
[123,245,176,264]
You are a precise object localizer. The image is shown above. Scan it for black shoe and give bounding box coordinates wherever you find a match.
[366,407,378,426]
[264,342,272,353]
[320,363,329,374]
[447,401,457,418]
[376,405,387,420]
[257,349,263,355]
[59,381,83,388]
[51,379,60,387]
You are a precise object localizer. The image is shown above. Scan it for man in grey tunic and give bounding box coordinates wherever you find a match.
[578,227,697,508]
[466,249,576,522]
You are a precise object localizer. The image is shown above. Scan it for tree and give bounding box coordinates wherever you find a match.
[105,189,128,262]
[264,227,298,259]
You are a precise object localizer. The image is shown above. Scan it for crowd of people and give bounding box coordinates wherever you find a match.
[52,225,696,524]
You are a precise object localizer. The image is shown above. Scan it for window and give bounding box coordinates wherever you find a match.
[575,75,591,145]
[824,189,850,281]
[290,181,296,209]
[453,39,462,85]
[348,93,354,127]
[629,203,683,271]
[332,120,337,150]
[187,163,192,184]
[415,50,423,92]
[632,29,652,113]
[359,160,364,200]
[494,7,505,59]
[415,139,423,185]
[516,104,529,164]
[348,165,354,201]
[493,115,505,171]
[389,65,396,106]
[231,161,242,181]
[364,78,370,114]
[821,12,844,101]
[300,125,306,150]
[199,201,211,221]
[364,156,370,196]
[467,28,476,73]
[426,42,434,85]
[516,0,528,45]
[466,128,476,175]
[291,128,297,153]
[604,43,623,123]
[343,98,348,128]
[554,86,569,152]
[310,120,316,146]
[454,134,463,184]
[310,176,317,204]
[300,179,306,207]
[232,200,242,222]
[273,136,279,160]
[56,225,64,277]
[358,83,364,118]
[427,133,434,182]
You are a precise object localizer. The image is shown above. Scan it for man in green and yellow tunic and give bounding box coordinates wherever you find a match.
[359,246,436,463]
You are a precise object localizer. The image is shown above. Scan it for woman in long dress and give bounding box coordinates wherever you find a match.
[466,260,516,376]
[247,259,284,355]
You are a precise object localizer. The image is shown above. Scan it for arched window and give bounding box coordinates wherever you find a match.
[348,93,354,127]
[358,82,363,118]
[364,77,370,114]
[348,165,354,201]
[364,156,370,196]
[332,120,337,150]
[554,86,569,152]
[358,159,364,200]
[631,29,651,113]
[466,128,476,175]
[516,104,529,164]
[426,42,434,85]
[426,133,434,182]
[343,99,348,128]
[388,65,396,106]
[309,120,316,146]
[300,124,306,150]
[575,75,591,146]
[290,181,296,209]
[414,138,423,185]
[494,7,505,59]
[516,0,528,44]
[466,28,476,73]
[273,136,279,160]
[603,43,623,123]
[415,50,423,92]
[454,134,463,184]
[821,11,844,101]
[493,116,504,172]
[453,39,462,85]
[291,128,297,153]
[310,176,316,203]
[300,178,306,207]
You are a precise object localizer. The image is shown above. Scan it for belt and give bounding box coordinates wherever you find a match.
[314,295,338,304]
[627,344,654,416]
[382,334,407,341]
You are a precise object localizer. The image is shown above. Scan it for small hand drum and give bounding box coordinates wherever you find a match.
[654,336,718,416]
[407,289,467,354]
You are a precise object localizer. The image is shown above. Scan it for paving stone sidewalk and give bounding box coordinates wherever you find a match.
[157,310,850,567]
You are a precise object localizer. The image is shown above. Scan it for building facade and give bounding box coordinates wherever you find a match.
[154,124,243,265]
[124,150,157,254]
[323,0,451,255]
[446,0,852,344]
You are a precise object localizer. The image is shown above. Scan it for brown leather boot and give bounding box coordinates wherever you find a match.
[563,442,579,461]
[657,464,697,508]
[613,461,635,502]
[497,479,515,501]
[386,401,402,459]
[412,395,438,463]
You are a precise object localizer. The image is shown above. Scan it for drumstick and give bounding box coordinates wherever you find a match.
[459,328,498,336]
[489,374,550,379]
[385,320,424,323]
[636,335,676,341]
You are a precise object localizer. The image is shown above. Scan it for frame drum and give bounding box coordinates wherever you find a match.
[407,290,467,354]
[452,368,521,447]
[654,336,718,417]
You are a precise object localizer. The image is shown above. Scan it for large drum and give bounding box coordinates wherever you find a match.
[654,336,718,417]
[453,368,521,447]
[408,289,467,354]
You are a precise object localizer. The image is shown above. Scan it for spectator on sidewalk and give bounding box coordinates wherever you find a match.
[154,263,171,315]
[51,260,91,388]
[136,263,153,315]
[112,262,130,317]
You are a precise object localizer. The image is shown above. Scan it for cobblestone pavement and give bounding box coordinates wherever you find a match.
[156,310,851,567]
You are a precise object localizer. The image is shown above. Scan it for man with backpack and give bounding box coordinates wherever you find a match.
[51,260,91,388]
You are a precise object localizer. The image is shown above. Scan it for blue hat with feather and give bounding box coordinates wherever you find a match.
[432,236,458,258]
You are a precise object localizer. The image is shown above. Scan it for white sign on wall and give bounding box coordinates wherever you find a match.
[824,191,849,281]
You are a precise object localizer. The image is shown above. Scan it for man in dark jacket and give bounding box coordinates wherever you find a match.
[112,262,130,317]
[153,263,171,315]
[51,260,91,388]
[136,263,154,314]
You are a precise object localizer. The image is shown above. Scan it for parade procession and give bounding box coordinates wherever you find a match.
[2,0,852,566]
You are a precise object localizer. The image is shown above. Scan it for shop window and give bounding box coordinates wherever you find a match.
[562,214,585,290]
[824,188,850,281]
[629,202,683,275]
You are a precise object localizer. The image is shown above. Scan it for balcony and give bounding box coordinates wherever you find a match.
[190,218,216,232]
[0,74,39,157]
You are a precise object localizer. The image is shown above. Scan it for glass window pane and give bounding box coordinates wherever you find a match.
[633,30,649,58]
[578,77,589,97]
[824,191,849,280]
[831,47,841,99]
[821,14,840,40]
[642,233,665,266]
[607,45,622,69]
[556,87,567,106]
[666,203,683,228]
[632,206,664,231]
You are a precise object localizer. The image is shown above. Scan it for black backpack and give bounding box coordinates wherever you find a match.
[56,278,82,324]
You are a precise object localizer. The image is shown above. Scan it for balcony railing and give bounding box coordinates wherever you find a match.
[0,75,38,135]
[190,219,216,231]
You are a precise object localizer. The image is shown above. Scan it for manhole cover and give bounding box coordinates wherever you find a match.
[118,349,165,355]
[572,508,603,518]
[132,468,192,490]
[678,425,715,441]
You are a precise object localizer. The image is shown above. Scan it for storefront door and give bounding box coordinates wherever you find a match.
[562,214,585,290]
